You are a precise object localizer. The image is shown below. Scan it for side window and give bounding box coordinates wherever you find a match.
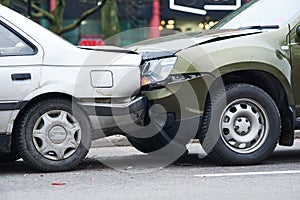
[0,23,35,56]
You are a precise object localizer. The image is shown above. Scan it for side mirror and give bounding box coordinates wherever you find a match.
[297,26,300,37]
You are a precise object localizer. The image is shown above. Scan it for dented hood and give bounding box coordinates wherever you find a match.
[128,29,262,60]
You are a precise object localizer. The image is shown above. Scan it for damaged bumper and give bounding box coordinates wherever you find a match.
[79,96,147,137]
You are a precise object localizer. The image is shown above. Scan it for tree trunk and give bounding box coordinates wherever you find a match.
[101,0,120,46]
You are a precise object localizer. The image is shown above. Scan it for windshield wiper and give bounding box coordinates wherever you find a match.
[238,25,280,30]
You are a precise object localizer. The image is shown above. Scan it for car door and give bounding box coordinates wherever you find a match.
[0,19,43,104]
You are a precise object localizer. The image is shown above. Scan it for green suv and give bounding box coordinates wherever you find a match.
[127,0,300,165]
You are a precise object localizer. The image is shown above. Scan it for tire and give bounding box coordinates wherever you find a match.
[127,123,190,156]
[200,83,280,165]
[15,97,91,172]
[127,130,174,153]
[126,114,188,154]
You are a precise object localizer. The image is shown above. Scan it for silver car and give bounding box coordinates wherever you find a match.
[0,5,145,171]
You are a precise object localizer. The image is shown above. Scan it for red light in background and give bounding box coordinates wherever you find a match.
[50,0,56,12]
[79,39,104,46]
[79,34,105,46]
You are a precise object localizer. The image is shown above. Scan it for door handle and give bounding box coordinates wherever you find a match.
[11,73,31,81]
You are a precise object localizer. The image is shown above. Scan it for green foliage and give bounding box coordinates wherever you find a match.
[0,0,11,7]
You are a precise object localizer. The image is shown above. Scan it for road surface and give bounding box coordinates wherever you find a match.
[1,141,300,200]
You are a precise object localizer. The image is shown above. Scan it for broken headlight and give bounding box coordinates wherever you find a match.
[141,57,177,86]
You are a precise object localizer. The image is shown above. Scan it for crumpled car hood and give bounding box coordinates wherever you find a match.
[128,29,262,60]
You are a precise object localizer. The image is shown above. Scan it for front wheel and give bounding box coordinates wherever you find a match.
[15,97,91,172]
[127,130,177,153]
[200,84,281,165]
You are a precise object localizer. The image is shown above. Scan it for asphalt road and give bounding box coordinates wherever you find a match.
[1,141,300,200]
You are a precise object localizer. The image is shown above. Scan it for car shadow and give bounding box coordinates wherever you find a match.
[1,147,300,173]
[0,160,34,174]
[264,148,300,164]
[80,147,300,170]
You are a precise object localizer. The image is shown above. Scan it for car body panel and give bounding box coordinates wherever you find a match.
[20,65,141,101]
[0,110,16,134]
[129,29,262,53]
[289,19,300,113]
[146,75,213,119]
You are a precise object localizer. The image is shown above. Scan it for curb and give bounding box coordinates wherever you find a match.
[91,135,131,148]
[91,135,200,148]
[295,130,300,139]
[91,131,300,148]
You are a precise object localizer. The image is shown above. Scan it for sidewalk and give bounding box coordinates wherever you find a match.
[91,135,130,148]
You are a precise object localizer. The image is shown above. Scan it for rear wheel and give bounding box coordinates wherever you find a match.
[15,97,91,172]
[200,84,280,165]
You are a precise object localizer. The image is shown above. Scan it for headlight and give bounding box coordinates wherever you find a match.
[141,57,177,86]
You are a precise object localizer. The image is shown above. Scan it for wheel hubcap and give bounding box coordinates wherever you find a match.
[32,110,81,161]
[234,117,251,136]
[48,126,67,144]
[220,98,269,154]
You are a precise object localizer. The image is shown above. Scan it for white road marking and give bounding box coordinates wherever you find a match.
[194,170,300,178]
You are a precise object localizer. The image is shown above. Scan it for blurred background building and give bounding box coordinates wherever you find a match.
[4,0,251,46]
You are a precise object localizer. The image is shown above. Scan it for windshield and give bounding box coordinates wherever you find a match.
[214,0,300,29]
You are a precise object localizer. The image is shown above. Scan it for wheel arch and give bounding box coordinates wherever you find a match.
[211,61,293,103]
